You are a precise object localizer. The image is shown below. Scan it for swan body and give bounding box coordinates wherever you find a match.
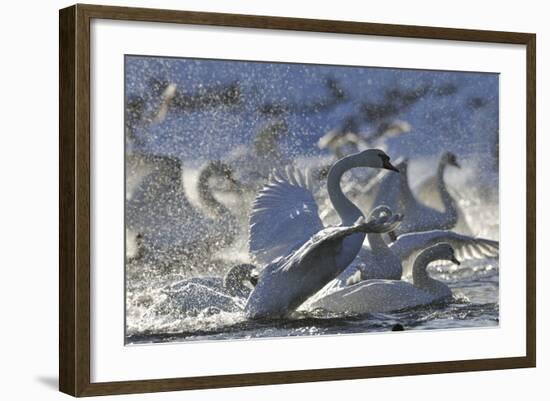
[246,214,401,319]
[126,155,241,264]
[344,206,403,282]
[308,243,459,315]
[307,218,498,304]
[224,119,290,190]
[318,119,411,157]
[413,160,473,235]
[245,149,400,319]
[301,206,402,307]
[126,154,198,255]
[372,152,461,235]
[162,264,258,313]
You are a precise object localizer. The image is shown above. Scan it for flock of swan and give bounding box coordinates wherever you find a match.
[127,141,499,326]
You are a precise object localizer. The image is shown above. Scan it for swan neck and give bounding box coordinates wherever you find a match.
[197,166,231,218]
[412,249,437,289]
[367,232,389,253]
[437,161,457,215]
[327,156,364,225]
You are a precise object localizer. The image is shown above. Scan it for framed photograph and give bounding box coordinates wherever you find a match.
[59,4,536,397]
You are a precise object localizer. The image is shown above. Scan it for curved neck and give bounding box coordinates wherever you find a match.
[327,155,364,225]
[197,166,231,219]
[437,160,458,217]
[412,249,438,290]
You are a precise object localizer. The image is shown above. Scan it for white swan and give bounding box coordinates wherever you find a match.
[342,206,403,283]
[389,229,498,276]
[196,160,241,237]
[306,207,498,304]
[300,206,402,307]
[245,149,401,319]
[308,243,459,315]
[318,119,411,157]
[371,152,461,235]
[161,264,258,314]
[316,121,410,225]
[224,119,290,190]
[413,154,473,234]
[126,155,241,265]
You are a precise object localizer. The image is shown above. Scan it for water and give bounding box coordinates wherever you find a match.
[126,259,498,344]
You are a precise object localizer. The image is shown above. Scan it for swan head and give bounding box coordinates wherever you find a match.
[367,205,402,240]
[442,151,461,169]
[353,149,399,172]
[223,264,259,297]
[380,120,411,139]
[368,205,394,220]
[429,243,460,265]
[200,161,240,192]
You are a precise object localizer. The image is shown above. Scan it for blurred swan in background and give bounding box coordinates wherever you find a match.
[196,160,242,234]
[371,152,463,235]
[307,243,460,315]
[318,119,411,157]
[126,154,242,268]
[245,149,401,319]
[224,119,291,191]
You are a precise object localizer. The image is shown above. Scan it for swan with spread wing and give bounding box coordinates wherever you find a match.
[244,149,401,319]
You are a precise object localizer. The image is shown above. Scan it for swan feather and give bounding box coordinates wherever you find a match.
[249,166,324,265]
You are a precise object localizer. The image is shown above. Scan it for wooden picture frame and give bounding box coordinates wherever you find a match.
[59,3,536,397]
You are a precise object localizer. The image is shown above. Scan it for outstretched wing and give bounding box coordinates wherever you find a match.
[249,166,324,265]
[299,213,403,262]
[391,230,499,269]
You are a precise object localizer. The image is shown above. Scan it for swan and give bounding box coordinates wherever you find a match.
[389,228,498,276]
[306,207,498,304]
[125,82,177,148]
[196,160,241,239]
[340,206,403,284]
[126,154,242,266]
[224,119,290,190]
[316,121,410,224]
[318,119,411,157]
[413,155,473,234]
[300,206,402,307]
[371,152,462,235]
[161,264,258,314]
[308,243,460,315]
[244,149,401,319]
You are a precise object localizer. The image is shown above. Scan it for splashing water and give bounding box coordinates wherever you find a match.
[124,55,499,345]
[125,161,499,345]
